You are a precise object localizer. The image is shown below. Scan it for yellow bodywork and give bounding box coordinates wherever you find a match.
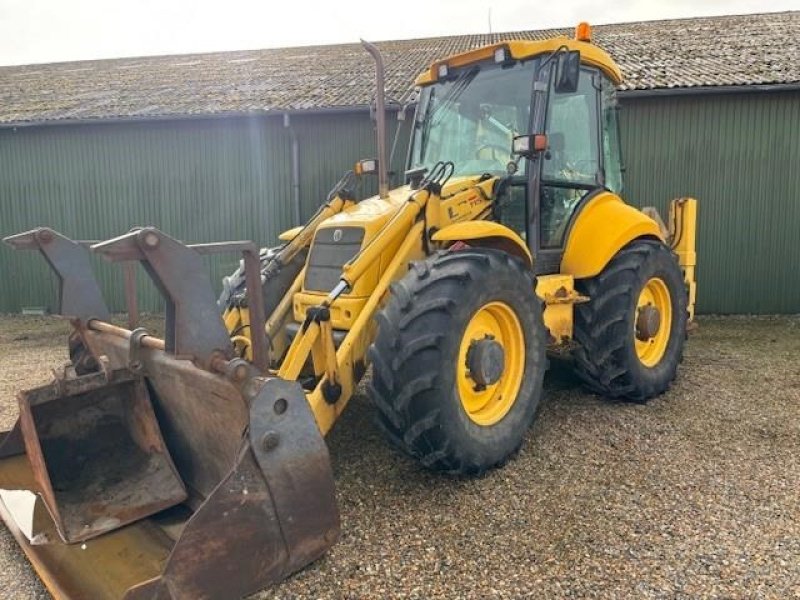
[295,221,426,434]
[562,192,664,279]
[415,38,622,87]
[669,198,698,321]
[432,221,532,266]
[222,36,698,437]
[535,274,586,344]
[259,184,694,434]
[293,177,496,329]
[226,189,696,436]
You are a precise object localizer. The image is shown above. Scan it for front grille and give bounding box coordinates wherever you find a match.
[304,226,364,292]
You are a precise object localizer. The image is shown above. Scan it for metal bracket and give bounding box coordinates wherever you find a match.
[122,376,339,599]
[247,377,339,573]
[190,241,269,372]
[2,228,110,322]
[91,227,234,368]
[128,327,150,374]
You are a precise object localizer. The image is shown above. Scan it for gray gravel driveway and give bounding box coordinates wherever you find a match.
[0,315,798,599]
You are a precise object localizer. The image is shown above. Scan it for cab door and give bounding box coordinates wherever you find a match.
[528,66,620,274]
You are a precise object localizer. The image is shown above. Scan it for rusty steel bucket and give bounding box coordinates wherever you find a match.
[17,369,186,543]
[0,227,340,599]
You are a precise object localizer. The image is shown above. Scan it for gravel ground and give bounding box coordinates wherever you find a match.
[0,315,798,599]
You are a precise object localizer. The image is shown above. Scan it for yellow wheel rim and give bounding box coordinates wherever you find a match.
[634,277,672,367]
[457,301,525,426]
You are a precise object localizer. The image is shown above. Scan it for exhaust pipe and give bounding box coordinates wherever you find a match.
[361,39,389,198]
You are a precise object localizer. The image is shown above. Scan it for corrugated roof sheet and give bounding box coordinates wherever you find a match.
[0,11,798,125]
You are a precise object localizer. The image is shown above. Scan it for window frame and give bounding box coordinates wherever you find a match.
[527,64,605,272]
[406,59,538,179]
[539,66,604,190]
[599,74,624,196]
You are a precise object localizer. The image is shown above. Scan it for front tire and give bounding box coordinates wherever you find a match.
[368,248,547,475]
[573,239,688,401]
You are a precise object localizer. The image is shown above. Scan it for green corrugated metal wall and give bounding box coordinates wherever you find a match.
[619,90,800,314]
[1,90,798,314]
[0,112,407,313]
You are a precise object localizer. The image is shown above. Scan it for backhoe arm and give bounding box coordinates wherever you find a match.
[669,197,698,321]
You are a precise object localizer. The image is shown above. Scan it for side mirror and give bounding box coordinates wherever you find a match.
[554,50,580,94]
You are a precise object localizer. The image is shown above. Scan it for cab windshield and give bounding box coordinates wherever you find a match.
[409,60,536,178]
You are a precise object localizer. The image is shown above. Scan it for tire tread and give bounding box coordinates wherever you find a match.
[370,249,545,475]
[573,240,687,402]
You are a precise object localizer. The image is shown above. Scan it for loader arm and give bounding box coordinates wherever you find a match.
[221,188,353,362]
[274,171,500,435]
[277,186,432,433]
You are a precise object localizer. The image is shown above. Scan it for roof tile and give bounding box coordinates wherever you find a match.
[0,11,797,125]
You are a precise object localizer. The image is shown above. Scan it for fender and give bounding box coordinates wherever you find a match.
[562,191,664,279]
[432,221,532,267]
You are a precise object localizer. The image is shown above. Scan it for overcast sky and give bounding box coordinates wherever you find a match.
[0,0,797,66]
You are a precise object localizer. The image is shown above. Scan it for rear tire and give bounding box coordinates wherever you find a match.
[573,239,687,402]
[368,248,547,475]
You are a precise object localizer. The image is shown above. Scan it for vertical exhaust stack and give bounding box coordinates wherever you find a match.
[361,40,389,198]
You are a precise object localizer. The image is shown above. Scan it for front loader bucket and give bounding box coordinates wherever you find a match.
[0,227,340,599]
[17,370,187,543]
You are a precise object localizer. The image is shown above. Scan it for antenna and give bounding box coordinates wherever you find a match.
[488,8,492,34]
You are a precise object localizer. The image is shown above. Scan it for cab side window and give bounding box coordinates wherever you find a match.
[496,182,528,240]
[541,68,600,186]
[601,76,623,195]
[539,68,600,249]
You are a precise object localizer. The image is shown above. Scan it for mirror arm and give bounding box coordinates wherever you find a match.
[538,44,570,72]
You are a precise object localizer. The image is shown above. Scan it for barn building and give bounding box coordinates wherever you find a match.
[0,11,798,313]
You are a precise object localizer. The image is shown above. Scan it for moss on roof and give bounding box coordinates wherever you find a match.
[0,11,797,125]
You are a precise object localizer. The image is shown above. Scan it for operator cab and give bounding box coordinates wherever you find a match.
[408,27,624,274]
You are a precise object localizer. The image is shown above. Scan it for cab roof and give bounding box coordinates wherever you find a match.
[415,37,623,86]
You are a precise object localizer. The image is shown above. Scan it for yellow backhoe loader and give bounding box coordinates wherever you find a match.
[0,23,697,599]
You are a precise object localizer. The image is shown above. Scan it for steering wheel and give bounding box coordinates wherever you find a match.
[475,143,509,162]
